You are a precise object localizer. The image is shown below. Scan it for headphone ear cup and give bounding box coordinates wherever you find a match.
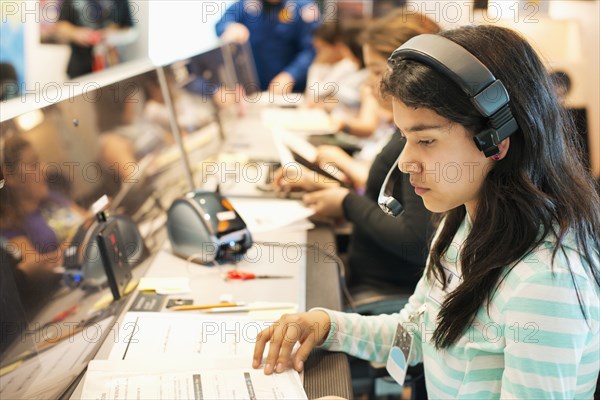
[473,129,500,157]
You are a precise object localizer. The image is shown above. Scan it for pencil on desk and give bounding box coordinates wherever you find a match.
[37,325,84,350]
[204,303,297,313]
[170,302,244,311]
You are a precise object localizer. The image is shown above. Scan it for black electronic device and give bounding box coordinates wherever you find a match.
[96,213,133,301]
[290,150,352,188]
[167,190,252,265]
[379,34,521,217]
[63,214,148,288]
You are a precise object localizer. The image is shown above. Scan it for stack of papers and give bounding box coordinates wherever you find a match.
[81,312,307,399]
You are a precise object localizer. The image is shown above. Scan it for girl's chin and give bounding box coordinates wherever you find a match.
[422,197,457,214]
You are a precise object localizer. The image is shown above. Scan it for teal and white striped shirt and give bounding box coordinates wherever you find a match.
[319,217,599,398]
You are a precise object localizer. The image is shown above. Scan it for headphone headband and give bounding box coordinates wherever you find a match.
[388,34,519,157]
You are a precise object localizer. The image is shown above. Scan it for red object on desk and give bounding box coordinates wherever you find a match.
[50,305,78,323]
[226,270,292,280]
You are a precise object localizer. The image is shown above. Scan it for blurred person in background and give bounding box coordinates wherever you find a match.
[56,0,134,78]
[0,136,87,274]
[216,0,320,95]
[305,20,368,109]
[275,9,440,296]
[0,136,89,312]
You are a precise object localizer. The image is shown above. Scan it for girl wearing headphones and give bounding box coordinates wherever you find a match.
[253,25,600,398]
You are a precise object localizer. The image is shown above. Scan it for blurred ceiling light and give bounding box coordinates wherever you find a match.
[15,109,44,131]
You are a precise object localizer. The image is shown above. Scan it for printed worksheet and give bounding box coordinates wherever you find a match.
[108,312,271,361]
[82,360,307,400]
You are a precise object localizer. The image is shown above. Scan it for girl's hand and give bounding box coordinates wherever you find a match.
[253,310,332,374]
[272,166,340,193]
[316,146,353,171]
[302,187,350,219]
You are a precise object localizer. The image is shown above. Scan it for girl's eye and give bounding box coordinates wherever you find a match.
[418,140,435,146]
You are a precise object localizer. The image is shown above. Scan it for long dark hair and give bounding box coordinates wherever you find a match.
[382,25,600,348]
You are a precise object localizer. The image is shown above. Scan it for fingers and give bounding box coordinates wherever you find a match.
[253,320,292,375]
[272,168,285,190]
[316,145,343,162]
[253,312,331,375]
[302,192,318,207]
[292,311,331,372]
[303,192,332,217]
[274,323,302,373]
[318,145,338,152]
[293,339,315,372]
[253,326,272,369]
[302,191,329,209]
[273,166,301,188]
[263,325,285,374]
[263,314,302,374]
[253,315,306,375]
[274,167,314,192]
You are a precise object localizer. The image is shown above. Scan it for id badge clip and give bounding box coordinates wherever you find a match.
[386,304,426,385]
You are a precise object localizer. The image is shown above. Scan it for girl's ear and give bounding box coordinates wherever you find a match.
[494,137,510,160]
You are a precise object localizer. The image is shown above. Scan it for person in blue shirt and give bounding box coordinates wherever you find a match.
[215,0,320,94]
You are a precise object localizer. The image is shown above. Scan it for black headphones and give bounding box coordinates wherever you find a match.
[378,34,520,216]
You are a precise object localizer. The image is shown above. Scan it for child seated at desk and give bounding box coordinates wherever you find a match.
[254,25,600,399]
[0,136,87,312]
[273,10,439,294]
[305,20,367,111]
[0,136,87,274]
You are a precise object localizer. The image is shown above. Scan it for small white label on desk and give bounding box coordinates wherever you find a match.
[217,211,237,221]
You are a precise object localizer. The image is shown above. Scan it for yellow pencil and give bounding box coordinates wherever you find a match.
[170,302,244,311]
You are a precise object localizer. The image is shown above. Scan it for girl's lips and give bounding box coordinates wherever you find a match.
[410,180,430,196]
[414,187,430,196]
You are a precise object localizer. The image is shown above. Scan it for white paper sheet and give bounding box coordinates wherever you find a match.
[108,312,271,361]
[82,360,307,400]
[228,199,315,234]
